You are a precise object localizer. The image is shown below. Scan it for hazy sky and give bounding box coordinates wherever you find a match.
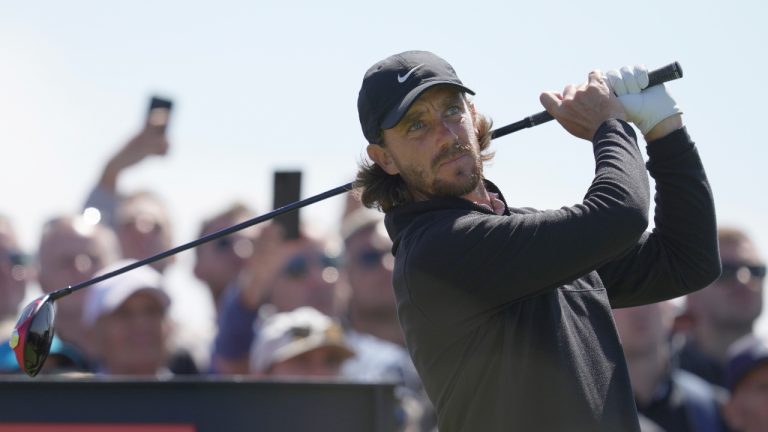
[2,0,766,333]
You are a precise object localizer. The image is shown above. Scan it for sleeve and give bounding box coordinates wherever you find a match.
[211,283,258,360]
[403,119,651,318]
[597,127,721,307]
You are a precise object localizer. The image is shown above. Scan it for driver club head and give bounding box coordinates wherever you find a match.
[9,295,56,377]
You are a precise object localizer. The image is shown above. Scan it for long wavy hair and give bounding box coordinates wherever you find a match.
[353,108,494,212]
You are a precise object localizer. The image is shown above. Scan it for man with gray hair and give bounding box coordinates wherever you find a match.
[37,215,120,358]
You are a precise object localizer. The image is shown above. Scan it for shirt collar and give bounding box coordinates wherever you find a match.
[473,192,506,215]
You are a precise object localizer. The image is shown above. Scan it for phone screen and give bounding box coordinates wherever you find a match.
[147,96,173,133]
[272,171,302,239]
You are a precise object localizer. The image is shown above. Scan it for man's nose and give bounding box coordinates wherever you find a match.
[434,118,461,150]
[438,118,459,138]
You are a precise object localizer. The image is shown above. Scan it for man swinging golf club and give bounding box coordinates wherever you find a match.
[355,50,720,431]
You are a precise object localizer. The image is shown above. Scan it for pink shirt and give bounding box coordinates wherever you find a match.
[474,192,506,215]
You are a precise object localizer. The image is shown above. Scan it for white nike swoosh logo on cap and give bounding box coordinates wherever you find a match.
[397,64,424,83]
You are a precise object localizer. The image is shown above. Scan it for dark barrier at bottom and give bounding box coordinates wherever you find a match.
[0,376,398,432]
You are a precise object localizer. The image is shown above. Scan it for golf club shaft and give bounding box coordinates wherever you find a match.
[490,61,684,140]
[49,61,684,301]
[51,183,354,300]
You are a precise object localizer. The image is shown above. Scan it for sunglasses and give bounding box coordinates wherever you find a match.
[355,249,388,269]
[214,236,255,258]
[719,262,766,284]
[3,251,31,267]
[215,237,236,251]
[282,254,338,279]
[9,295,56,377]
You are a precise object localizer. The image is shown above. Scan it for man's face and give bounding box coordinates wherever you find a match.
[688,238,764,329]
[344,225,395,314]
[38,227,110,293]
[369,86,483,201]
[194,215,255,298]
[91,290,169,375]
[117,198,174,273]
[0,228,27,318]
[37,223,116,348]
[268,239,339,317]
[725,364,768,432]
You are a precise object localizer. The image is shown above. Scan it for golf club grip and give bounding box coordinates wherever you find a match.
[490,61,683,140]
[647,61,683,88]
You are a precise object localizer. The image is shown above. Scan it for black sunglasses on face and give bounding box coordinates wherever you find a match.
[215,237,235,251]
[356,249,387,269]
[2,251,31,266]
[719,262,766,284]
[282,254,338,279]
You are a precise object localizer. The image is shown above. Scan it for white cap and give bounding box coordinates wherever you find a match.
[250,306,355,373]
[340,207,383,242]
[82,259,170,326]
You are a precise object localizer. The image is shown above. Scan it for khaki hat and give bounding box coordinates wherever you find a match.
[250,307,354,373]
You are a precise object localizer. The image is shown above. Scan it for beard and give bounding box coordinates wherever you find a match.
[399,137,483,200]
[430,159,482,197]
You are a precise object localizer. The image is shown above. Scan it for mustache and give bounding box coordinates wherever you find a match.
[432,140,472,169]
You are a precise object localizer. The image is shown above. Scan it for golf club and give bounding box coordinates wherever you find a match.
[491,61,683,139]
[10,61,683,377]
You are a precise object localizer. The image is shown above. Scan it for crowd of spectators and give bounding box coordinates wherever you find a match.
[0,102,765,432]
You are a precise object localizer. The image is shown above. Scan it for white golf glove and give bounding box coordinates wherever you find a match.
[605,65,681,135]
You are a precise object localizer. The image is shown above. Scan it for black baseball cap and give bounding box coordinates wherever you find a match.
[357,50,475,144]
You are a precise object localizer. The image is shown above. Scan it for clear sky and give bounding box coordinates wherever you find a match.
[1,1,767,333]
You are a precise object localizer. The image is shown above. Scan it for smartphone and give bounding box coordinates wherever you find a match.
[272,171,302,239]
[146,96,173,133]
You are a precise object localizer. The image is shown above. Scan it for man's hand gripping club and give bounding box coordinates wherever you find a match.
[540,65,683,142]
[606,65,682,141]
[540,70,627,141]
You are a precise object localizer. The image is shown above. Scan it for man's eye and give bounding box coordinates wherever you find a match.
[446,105,462,116]
[408,120,425,132]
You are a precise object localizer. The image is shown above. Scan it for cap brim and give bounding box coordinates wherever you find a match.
[272,335,355,366]
[380,81,475,131]
[91,287,170,325]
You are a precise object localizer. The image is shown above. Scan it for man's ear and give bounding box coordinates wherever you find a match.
[366,144,400,175]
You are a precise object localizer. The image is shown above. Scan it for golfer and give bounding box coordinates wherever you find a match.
[354,50,720,431]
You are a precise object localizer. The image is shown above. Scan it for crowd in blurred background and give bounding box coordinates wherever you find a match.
[0,106,766,432]
[0,108,434,431]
